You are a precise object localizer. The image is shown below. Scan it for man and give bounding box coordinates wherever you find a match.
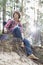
[4,11,39,60]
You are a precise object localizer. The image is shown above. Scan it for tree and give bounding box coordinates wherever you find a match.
[1,0,14,33]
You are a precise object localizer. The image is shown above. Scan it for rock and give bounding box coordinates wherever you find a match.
[0,52,42,65]
[0,34,43,65]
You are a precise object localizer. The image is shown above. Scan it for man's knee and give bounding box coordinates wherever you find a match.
[12,27,22,39]
[23,38,31,47]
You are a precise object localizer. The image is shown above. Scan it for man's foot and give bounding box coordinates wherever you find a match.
[28,54,39,60]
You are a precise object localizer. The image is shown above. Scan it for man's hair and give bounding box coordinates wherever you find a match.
[13,11,20,19]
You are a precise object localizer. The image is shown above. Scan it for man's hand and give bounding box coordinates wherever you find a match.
[4,28,7,33]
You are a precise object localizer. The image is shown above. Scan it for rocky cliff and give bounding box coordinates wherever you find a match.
[0,34,43,65]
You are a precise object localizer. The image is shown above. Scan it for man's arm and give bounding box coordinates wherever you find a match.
[4,20,11,33]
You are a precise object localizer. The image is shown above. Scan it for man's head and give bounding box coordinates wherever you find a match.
[13,11,20,21]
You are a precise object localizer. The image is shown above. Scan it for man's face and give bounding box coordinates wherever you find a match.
[13,13,19,21]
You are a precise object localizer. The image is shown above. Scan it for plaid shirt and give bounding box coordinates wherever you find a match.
[5,20,23,33]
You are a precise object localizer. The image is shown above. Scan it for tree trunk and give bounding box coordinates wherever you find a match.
[21,0,23,16]
[2,0,6,33]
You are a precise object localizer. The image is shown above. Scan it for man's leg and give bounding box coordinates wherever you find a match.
[23,38,39,59]
[12,27,22,39]
[12,27,32,55]
[23,38,32,56]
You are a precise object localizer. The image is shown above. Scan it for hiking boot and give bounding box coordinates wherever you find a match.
[28,54,39,60]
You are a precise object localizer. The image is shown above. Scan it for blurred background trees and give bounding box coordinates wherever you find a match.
[0,0,43,46]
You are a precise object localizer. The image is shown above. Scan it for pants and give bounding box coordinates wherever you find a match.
[12,27,32,56]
